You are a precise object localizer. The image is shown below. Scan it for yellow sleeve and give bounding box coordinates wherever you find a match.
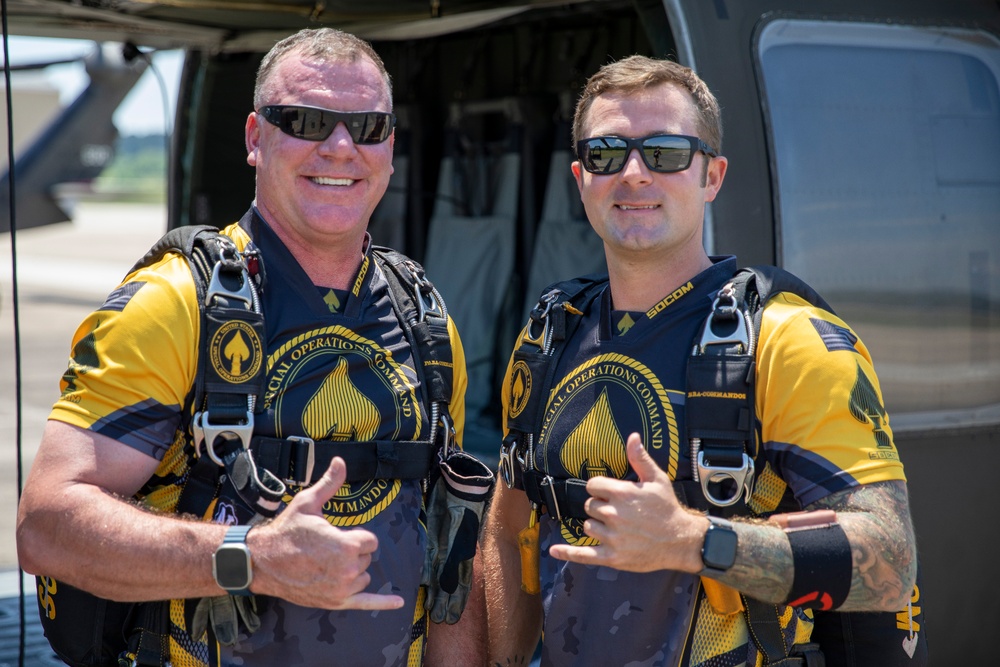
[756,293,905,506]
[49,251,200,460]
[447,315,468,449]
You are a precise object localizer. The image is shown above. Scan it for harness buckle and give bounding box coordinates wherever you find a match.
[524,289,560,350]
[437,411,457,458]
[499,436,518,488]
[694,285,749,354]
[539,475,562,522]
[286,435,315,486]
[192,410,254,466]
[697,450,755,507]
[403,260,445,321]
[205,258,254,308]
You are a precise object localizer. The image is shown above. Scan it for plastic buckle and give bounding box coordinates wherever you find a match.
[697,450,755,507]
[205,260,254,308]
[286,435,315,486]
[192,410,254,466]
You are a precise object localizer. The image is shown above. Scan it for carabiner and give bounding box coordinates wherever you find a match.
[403,260,445,321]
[694,286,749,355]
[524,289,560,350]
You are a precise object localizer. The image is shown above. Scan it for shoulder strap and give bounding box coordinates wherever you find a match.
[686,265,836,514]
[499,274,607,494]
[735,265,834,338]
[134,225,267,518]
[689,265,835,667]
[129,224,266,451]
[371,246,456,452]
[109,226,269,666]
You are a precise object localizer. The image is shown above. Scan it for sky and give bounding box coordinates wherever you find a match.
[3,36,183,136]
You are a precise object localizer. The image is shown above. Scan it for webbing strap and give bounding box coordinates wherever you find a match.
[520,470,732,522]
[501,275,607,490]
[686,276,757,510]
[373,246,453,405]
[251,436,437,485]
[137,225,265,664]
[744,594,826,665]
[125,601,170,667]
[176,454,221,518]
[686,265,835,503]
[521,471,588,521]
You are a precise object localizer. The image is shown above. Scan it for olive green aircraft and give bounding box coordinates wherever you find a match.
[3,0,999,663]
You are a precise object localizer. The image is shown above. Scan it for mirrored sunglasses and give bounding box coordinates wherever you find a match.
[575,134,718,175]
[258,105,395,144]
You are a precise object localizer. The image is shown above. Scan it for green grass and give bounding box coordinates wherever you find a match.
[94,135,168,202]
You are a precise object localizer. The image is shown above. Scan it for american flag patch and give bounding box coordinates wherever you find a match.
[98,281,145,312]
[810,317,857,352]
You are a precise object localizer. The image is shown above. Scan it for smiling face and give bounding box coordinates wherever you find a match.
[245,50,394,254]
[572,82,726,267]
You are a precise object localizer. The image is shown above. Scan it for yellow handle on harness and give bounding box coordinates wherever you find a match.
[517,506,541,595]
[702,577,744,615]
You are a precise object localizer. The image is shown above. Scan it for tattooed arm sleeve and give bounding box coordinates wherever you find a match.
[719,480,917,611]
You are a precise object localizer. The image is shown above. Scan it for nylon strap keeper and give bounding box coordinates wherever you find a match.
[685,351,755,461]
[785,522,852,611]
[521,472,589,521]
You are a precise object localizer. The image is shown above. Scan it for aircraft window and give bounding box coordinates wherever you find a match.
[758,20,1000,428]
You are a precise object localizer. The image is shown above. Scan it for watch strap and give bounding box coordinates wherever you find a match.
[223,524,253,545]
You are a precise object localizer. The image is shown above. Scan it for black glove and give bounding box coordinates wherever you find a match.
[422,449,495,624]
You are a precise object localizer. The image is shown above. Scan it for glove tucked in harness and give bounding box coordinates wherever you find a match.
[422,444,495,624]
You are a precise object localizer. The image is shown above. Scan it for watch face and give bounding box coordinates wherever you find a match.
[704,524,738,570]
[214,546,252,589]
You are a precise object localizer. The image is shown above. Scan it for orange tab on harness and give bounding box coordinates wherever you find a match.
[518,508,541,595]
[702,577,744,615]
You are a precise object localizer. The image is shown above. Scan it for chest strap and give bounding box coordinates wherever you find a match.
[250,436,437,486]
[520,469,741,522]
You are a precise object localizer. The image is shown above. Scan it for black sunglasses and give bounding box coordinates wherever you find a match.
[258,105,396,144]
[576,134,718,175]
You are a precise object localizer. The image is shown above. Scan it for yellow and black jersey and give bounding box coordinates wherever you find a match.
[501,256,904,667]
[50,208,467,667]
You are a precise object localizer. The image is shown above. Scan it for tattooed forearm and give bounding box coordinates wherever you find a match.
[714,481,916,611]
[812,480,916,611]
[721,517,793,603]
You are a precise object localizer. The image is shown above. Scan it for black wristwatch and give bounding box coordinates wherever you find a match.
[213,525,254,596]
[700,516,738,577]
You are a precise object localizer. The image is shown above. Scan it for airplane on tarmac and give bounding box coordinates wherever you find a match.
[2,0,999,663]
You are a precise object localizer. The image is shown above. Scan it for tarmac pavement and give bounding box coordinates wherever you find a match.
[0,200,166,664]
